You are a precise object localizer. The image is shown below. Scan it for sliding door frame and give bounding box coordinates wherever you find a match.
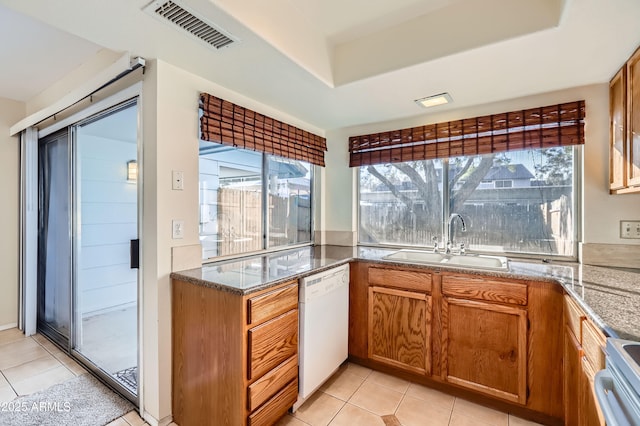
[22,82,144,408]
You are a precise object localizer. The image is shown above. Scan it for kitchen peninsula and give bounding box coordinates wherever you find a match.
[171,245,640,425]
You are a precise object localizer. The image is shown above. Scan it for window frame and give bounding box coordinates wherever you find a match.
[357,146,582,261]
[200,144,316,263]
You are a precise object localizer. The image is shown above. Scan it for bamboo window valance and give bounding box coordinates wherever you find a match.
[349,100,585,167]
[200,93,327,166]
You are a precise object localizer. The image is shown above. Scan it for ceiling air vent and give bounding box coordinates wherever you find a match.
[144,0,238,50]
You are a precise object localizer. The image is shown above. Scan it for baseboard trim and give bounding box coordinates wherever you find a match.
[0,322,18,332]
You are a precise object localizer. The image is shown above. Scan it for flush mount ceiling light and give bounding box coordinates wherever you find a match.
[414,92,453,109]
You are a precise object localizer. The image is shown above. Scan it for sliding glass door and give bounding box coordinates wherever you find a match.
[37,130,72,346]
[72,102,139,397]
[36,99,140,402]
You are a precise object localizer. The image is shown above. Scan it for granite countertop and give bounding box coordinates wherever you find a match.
[170,245,640,341]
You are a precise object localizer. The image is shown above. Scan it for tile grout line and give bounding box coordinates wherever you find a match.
[31,335,83,377]
[319,365,374,424]
[0,370,19,399]
[447,396,457,425]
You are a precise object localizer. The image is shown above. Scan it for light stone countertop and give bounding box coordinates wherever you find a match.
[170,245,640,341]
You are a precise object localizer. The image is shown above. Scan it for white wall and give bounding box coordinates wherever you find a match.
[0,97,25,329]
[324,84,640,250]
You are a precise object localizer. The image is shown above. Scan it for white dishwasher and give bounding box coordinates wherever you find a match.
[294,263,349,411]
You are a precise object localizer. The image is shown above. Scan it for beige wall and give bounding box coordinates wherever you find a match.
[0,97,25,329]
[141,59,325,424]
[324,84,640,249]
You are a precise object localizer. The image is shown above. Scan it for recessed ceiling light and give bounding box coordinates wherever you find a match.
[415,92,453,109]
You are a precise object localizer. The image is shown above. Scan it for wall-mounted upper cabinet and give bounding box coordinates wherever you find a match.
[610,47,640,194]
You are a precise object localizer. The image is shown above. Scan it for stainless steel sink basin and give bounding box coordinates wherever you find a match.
[382,249,508,271]
[442,254,508,270]
[382,250,446,264]
[624,343,640,366]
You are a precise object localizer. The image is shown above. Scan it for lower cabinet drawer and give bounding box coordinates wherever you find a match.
[248,378,298,426]
[248,309,298,380]
[442,275,528,306]
[247,355,298,412]
[582,319,606,370]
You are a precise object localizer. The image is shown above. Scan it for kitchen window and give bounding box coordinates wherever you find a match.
[359,146,579,257]
[199,142,313,260]
[198,93,325,260]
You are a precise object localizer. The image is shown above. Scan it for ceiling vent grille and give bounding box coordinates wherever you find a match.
[144,0,238,50]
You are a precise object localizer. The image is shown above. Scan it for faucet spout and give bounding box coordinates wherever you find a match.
[446,213,466,253]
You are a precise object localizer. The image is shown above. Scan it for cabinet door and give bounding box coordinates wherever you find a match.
[442,297,527,404]
[564,325,582,426]
[610,66,627,190]
[628,48,640,187]
[368,286,431,375]
[580,359,605,426]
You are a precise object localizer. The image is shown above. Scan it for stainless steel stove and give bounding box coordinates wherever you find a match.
[595,338,640,425]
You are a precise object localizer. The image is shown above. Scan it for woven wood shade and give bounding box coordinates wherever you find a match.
[349,100,585,167]
[200,93,327,166]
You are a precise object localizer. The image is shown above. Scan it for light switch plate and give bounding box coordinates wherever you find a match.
[620,220,640,239]
[172,171,184,190]
[172,220,185,239]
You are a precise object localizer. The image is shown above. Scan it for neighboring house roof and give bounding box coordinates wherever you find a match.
[483,164,534,181]
[372,163,535,191]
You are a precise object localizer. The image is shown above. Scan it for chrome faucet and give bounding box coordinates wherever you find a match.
[446,213,467,254]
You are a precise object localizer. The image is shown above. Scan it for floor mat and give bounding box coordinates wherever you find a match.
[113,366,137,394]
[0,374,134,426]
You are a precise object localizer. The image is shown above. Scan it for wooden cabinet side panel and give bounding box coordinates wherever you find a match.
[610,66,627,190]
[527,282,564,418]
[349,261,369,359]
[628,48,640,186]
[368,286,431,375]
[172,280,244,426]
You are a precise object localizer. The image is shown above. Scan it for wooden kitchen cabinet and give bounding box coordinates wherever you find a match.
[367,266,433,375]
[172,279,299,426]
[350,263,564,422]
[627,48,640,187]
[564,324,582,426]
[610,66,627,190]
[441,276,528,404]
[562,295,606,426]
[368,286,432,375]
[610,45,640,193]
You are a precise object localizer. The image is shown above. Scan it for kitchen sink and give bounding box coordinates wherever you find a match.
[382,250,446,264]
[624,343,640,366]
[442,254,507,269]
[382,249,508,271]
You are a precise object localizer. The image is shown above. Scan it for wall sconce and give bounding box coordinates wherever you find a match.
[127,160,138,181]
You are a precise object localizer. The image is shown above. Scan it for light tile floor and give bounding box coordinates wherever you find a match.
[1,328,544,426]
[0,328,147,426]
[279,362,545,426]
